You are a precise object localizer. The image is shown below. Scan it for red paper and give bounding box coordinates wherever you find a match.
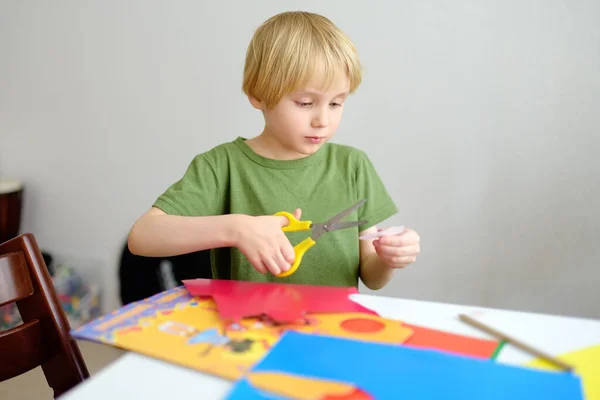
[322,387,373,400]
[182,279,378,323]
[403,323,499,359]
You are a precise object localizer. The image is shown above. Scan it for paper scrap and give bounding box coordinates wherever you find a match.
[402,322,499,359]
[359,226,405,240]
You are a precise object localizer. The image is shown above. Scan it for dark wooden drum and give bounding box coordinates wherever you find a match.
[0,180,23,244]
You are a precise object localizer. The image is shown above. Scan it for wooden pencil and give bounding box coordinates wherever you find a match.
[458,313,574,371]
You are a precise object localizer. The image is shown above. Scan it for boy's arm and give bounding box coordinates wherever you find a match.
[127,207,298,276]
[358,226,395,290]
[127,207,242,257]
[129,151,240,257]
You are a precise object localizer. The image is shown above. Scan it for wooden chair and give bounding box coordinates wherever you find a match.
[0,233,89,398]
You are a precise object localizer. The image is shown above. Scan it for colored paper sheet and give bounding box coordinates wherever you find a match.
[526,344,600,400]
[402,322,499,359]
[182,278,378,323]
[70,286,412,381]
[226,331,584,400]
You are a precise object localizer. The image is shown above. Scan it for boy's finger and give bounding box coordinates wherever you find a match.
[280,242,296,264]
[274,251,291,273]
[276,209,302,227]
[375,243,420,257]
[252,259,267,274]
[263,258,281,276]
[277,215,292,227]
[379,232,415,247]
[293,208,302,219]
[389,256,417,267]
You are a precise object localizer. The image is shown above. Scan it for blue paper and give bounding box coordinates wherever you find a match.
[227,331,584,400]
[227,378,289,400]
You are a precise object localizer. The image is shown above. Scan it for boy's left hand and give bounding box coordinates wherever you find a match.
[373,228,420,269]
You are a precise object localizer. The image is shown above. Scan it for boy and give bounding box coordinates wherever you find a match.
[128,11,420,290]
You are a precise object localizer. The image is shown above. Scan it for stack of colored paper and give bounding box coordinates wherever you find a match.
[70,279,583,399]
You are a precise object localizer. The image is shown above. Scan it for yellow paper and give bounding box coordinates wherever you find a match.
[525,344,600,400]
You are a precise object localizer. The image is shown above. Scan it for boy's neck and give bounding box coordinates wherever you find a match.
[244,133,308,161]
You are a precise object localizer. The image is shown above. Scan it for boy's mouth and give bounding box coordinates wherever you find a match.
[305,136,325,144]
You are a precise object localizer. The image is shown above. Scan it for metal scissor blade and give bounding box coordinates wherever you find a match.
[324,198,367,226]
[328,220,369,231]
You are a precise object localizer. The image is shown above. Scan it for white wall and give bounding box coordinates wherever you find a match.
[1,1,599,318]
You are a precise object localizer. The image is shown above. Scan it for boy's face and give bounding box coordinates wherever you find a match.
[251,68,350,159]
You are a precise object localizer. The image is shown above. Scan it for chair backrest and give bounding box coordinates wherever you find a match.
[0,233,89,398]
[118,240,213,305]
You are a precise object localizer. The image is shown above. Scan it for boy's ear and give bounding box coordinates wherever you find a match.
[248,95,265,110]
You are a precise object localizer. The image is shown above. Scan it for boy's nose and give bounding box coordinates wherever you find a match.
[311,110,329,128]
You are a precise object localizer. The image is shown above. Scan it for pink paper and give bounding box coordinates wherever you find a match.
[359,226,405,240]
[182,278,378,323]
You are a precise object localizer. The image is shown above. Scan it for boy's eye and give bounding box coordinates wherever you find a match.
[296,101,313,107]
[330,102,342,108]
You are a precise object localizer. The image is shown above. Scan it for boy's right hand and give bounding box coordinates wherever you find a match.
[235,209,301,276]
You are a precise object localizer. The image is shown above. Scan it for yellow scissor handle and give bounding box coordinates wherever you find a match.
[273,211,315,277]
[276,237,316,277]
[274,211,312,232]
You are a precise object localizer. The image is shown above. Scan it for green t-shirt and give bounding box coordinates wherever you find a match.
[153,137,398,287]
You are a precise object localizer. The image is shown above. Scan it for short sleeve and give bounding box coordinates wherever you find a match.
[355,151,398,231]
[153,153,225,217]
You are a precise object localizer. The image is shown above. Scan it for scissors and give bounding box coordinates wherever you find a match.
[273,198,368,277]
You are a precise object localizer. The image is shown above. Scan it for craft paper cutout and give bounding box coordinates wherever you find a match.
[402,322,499,359]
[227,331,584,400]
[526,344,600,400]
[186,279,499,359]
[359,226,405,240]
[182,278,378,323]
[290,312,412,345]
[70,286,412,381]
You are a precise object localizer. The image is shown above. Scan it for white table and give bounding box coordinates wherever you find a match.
[61,294,600,399]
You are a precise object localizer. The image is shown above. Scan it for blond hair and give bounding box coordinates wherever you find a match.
[242,11,362,108]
